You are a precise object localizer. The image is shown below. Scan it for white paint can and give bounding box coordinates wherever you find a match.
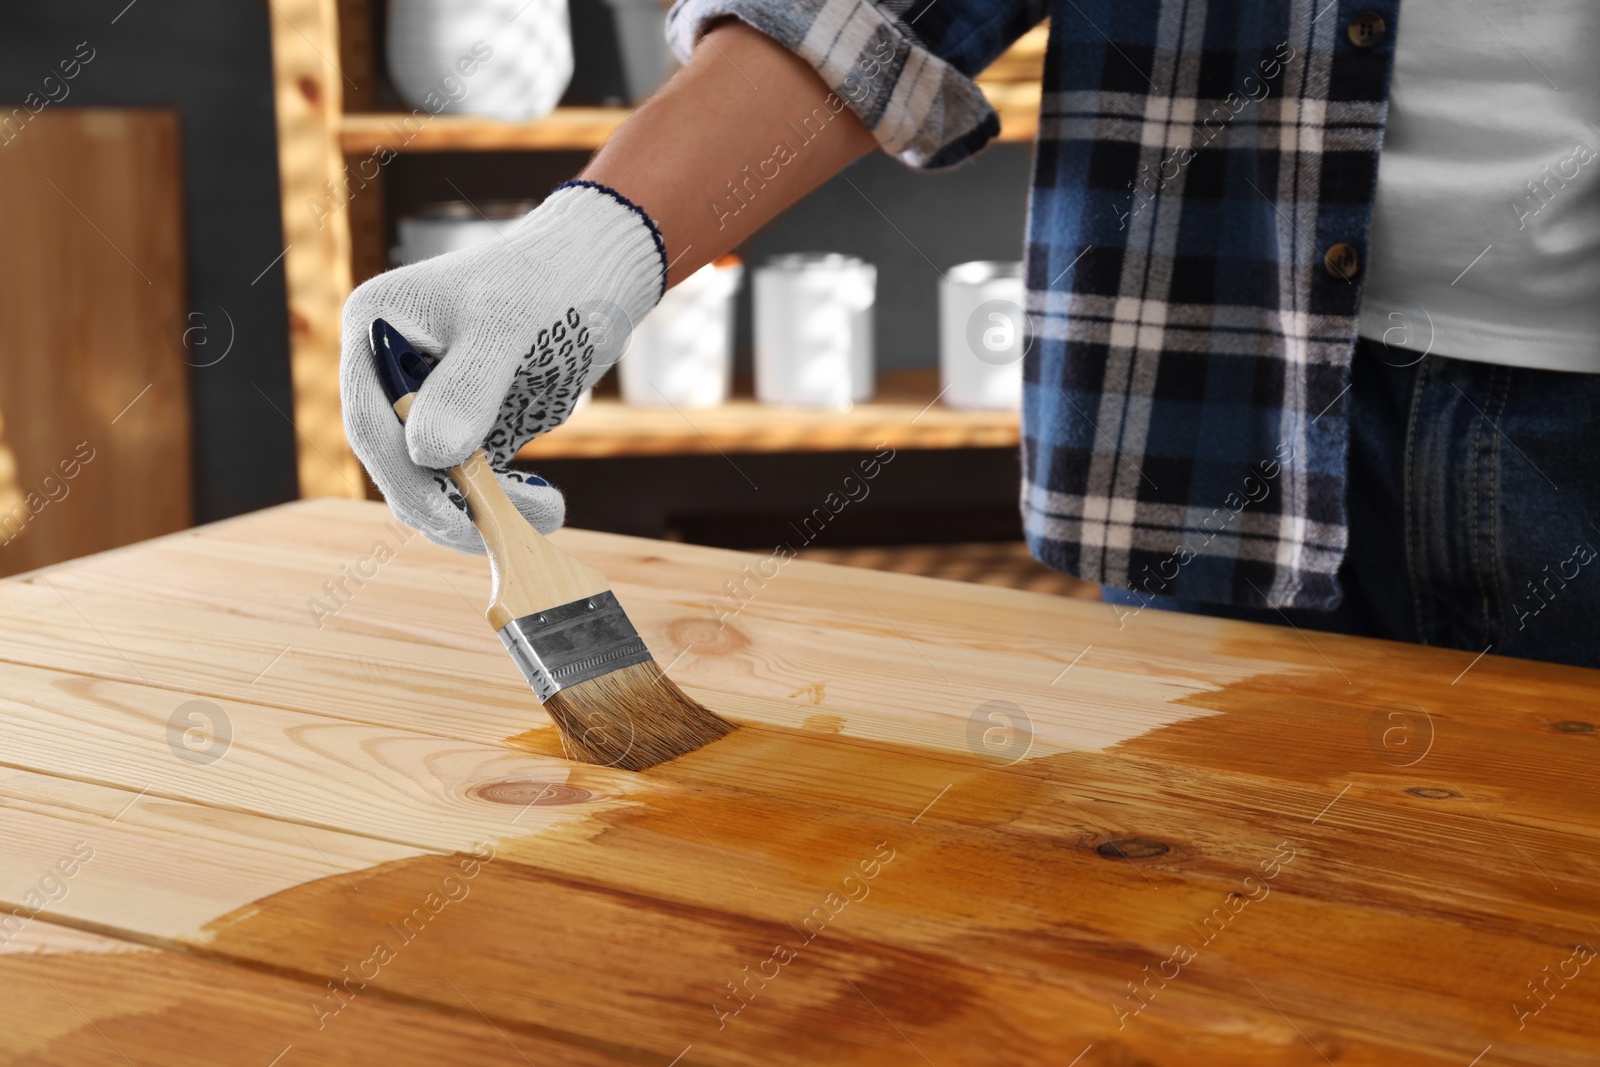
[619,257,743,408]
[939,261,1027,411]
[754,253,875,409]
[393,200,536,266]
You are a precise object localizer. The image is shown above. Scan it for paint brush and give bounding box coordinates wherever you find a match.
[370,319,736,770]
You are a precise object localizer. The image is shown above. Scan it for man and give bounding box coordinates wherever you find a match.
[341,0,1599,667]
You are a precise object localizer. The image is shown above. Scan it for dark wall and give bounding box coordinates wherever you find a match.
[1,0,1030,526]
[1,0,297,523]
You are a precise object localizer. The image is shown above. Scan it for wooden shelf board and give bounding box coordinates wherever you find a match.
[516,370,1019,459]
[339,107,631,154]
[340,81,1040,155]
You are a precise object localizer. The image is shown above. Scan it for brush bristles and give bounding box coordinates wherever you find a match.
[541,660,736,771]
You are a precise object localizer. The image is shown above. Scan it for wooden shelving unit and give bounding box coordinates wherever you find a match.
[267,2,1042,497]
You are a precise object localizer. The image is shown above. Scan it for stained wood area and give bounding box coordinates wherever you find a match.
[1,499,1596,1065]
[0,108,192,576]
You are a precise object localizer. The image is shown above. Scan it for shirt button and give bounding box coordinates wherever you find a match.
[1324,243,1360,279]
[1347,12,1387,47]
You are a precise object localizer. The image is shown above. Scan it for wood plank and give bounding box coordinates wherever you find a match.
[0,109,192,575]
[344,146,390,287]
[2,500,1598,1065]
[0,921,630,1066]
[339,107,632,154]
[12,499,1598,751]
[268,0,367,498]
[0,499,1235,754]
[339,81,1040,155]
[334,0,377,113]
[6,653,1597,1065]
[0,766,426,943]
[516,371,1019,459]
[0,657,648,854]
[5,674,1597,1066]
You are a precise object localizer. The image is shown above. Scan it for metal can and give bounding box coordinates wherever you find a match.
[939,261,1026,411]
[393,200,536,266]
[754,253,876,408]
[620,256,743,408]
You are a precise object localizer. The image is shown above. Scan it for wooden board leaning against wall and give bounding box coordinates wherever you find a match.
[0,108,192,576]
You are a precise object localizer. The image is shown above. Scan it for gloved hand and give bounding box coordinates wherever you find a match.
[340,181,666,552]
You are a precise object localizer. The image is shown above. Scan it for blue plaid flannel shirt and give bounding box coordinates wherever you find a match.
[669,0,1401,610]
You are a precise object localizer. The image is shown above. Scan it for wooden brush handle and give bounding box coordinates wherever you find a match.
[373,320,610,630]
[442,448,610,629]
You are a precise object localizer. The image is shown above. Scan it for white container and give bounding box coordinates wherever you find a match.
[619,259,743,407]
[601,0,677,103]
[939,261,1027,410]
[754,254,875,409]
[387,0,573,122]
[393,200,535,265]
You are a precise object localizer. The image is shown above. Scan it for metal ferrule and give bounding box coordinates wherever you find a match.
[496,591,652,703]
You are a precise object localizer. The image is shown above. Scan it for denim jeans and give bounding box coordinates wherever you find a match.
[1103,336,1600,670]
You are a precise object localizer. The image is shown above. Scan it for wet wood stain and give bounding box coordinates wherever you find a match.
[114,668,1600,1067]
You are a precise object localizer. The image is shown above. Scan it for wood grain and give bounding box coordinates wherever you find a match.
[517,371,1019,459]
[0,499,1232,752]
[0,920,632,1066]
[268,0,366,499]
[1,500,1597,1065]
[0,109,192,576]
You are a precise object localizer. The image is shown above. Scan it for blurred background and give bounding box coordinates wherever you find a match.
[0,0,1094,597]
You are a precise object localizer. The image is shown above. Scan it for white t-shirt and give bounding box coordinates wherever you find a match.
[1358,0,1600,373]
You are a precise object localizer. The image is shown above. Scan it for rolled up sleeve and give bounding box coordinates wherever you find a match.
[665,0,1045,169]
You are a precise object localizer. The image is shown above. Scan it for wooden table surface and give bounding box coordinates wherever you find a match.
[2,499,1596,1066]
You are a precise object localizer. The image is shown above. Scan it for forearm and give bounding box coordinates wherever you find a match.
[581,21,877,287]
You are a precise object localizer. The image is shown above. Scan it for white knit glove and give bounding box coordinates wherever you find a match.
[340,181,666,553]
